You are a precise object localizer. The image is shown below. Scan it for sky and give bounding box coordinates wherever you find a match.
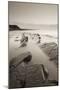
[8,2,58,25]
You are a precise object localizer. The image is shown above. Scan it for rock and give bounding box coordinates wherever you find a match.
[9,52,32,68]
[9,62,49,88]
[9,52,32,88]
[40,42,58,66]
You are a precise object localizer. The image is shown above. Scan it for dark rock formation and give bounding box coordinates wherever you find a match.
[9,25,21,31]
[9,52,32,68]
[9,50,58,89]
[40,42,58,66]
[9,63,49,88]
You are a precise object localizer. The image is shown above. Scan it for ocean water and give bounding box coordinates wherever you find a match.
[9,28,58,81]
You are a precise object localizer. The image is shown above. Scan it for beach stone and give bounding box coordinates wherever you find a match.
[40,42,58,66]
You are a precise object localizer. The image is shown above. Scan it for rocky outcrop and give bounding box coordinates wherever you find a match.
[40,42,58,66]
[9,51,50,88]
[9,25,21,31]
